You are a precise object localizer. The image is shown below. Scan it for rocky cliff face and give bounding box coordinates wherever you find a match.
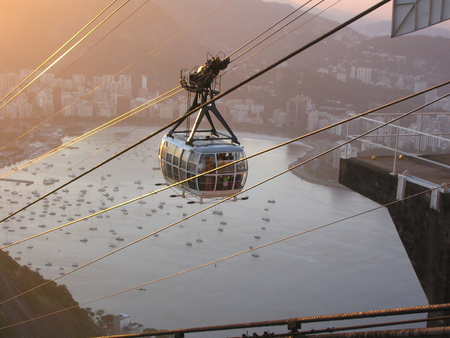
[0,250,103,338]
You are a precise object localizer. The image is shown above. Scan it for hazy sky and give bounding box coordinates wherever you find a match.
[277,0,450,30]
[272,0,393,21]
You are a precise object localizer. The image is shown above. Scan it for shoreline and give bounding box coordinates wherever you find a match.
[1,123,344,191]
[288,158,346,190]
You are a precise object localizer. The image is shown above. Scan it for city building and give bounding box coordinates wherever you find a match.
[113,314,144,335]
[286,95,310,128]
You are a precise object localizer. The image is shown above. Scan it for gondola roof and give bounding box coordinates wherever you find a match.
[164,133,244,153]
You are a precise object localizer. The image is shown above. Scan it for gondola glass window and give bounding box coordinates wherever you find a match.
[159,136,248,198]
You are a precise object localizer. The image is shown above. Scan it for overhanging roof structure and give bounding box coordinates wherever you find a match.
[392,0,450,37]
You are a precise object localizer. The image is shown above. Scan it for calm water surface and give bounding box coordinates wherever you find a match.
[0,127,427,335]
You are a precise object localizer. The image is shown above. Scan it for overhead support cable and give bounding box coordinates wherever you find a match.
[0,0,132,118]
[227,0,317,59]
[228,0,329,62]
[0,0,119,106]
[224,0,341,75]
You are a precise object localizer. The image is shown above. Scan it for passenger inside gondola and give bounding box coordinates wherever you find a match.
[198,154,216,191]
[217,174,233,190]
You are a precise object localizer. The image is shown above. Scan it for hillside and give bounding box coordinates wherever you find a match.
[0,250,103,338]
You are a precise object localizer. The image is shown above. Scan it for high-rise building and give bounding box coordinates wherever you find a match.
[5,72,18,90]
[356,67,371,84]
[414,80,427,93]
[396,76,404,89]
[138,75,148,98]
[286,95,309,128]
[73,74,85,91]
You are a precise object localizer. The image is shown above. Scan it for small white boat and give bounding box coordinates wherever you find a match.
[186,241,192,246]
[80,238,88,242]
[262,217,270,222]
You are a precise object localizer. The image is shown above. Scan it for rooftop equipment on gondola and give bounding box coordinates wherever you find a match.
[159,53,248,200]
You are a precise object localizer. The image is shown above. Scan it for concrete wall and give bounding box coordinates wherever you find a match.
[339,158,450,326]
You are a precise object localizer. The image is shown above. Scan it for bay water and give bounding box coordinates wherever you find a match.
[0,127,427,335]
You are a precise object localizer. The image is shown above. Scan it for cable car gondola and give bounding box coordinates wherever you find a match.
[158,54,248,200]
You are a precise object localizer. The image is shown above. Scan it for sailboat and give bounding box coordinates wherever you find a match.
[251,248,260,257]
[254,227,261,239]
[196,232,203,242]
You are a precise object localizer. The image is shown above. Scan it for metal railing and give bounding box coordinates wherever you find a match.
[344,112,450,175]
[100,303,450,338]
